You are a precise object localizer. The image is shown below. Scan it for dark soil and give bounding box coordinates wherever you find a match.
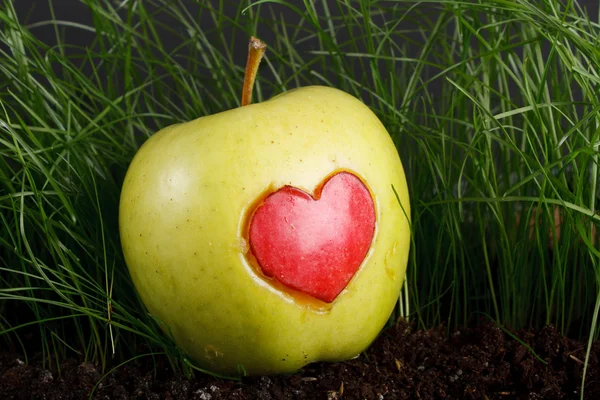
[1,320,599,399]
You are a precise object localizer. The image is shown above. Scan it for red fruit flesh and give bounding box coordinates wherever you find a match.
[248,172,376,303]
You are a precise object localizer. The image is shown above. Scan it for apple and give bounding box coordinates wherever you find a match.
[119,38,411,376]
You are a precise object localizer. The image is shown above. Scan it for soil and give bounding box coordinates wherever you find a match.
[1,319,599,399]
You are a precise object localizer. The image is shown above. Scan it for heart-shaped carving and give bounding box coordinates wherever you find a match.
[248,172,376,303]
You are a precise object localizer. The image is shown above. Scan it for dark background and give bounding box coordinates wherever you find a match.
[14,1,600,45]
[10,0,600,115]
[13,0,600,78]
[12,1,312,77]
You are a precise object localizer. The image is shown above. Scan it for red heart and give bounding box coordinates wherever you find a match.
[248,172,376,303]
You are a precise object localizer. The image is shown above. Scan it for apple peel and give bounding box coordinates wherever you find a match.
[248,171,376,303]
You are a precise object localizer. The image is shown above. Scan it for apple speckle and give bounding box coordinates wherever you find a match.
[238,238,249,253]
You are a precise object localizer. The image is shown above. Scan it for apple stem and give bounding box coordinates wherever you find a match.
[241,36,267,107]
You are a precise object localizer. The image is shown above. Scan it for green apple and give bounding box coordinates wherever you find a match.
[119,85,411,376]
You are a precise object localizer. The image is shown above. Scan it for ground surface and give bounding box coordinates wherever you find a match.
[1,319,598,399]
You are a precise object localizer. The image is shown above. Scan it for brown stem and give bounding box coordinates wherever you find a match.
[241,36,267,107]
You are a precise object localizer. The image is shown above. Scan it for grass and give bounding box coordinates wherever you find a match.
[1,0,600,392]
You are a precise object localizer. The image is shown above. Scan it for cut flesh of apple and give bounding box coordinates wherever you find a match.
[248,172,376,303]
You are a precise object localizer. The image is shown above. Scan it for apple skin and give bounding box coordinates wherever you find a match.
[119,85,411,376]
